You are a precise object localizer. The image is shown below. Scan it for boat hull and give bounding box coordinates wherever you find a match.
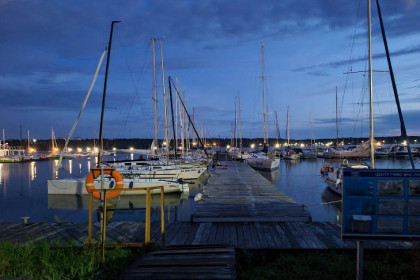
[47,178,188,196]
[246,157,280,171]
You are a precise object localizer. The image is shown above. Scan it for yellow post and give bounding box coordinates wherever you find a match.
[145,188,151,245]
[160,187,165,243]
[88,191,93,243]
[101,190,107,262]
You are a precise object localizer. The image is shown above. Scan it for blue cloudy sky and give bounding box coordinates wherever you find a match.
[1,0,419,141]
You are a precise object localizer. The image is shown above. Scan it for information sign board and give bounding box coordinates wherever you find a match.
[342,168,420,240]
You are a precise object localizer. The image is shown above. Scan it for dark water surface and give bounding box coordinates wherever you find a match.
[0,155,418,223]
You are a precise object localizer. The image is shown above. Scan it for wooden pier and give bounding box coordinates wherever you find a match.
[0,160,416,279]
[192,161,311,222]
[0,221,412,250]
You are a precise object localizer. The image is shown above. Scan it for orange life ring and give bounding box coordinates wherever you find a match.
[85,167,124,200]
[320,165,334,174]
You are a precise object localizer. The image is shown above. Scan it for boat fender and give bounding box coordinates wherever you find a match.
[194,193,202,202]
[129,181,134,189]
[109,181,115,189]
[85,167,124,200]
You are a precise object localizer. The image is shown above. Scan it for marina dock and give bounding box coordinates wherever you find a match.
[192,161,311,222]
[0,160,415,279]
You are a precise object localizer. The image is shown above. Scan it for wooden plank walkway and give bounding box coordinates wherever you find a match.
[118,245,236,280]
[0,221,413,250]
[192,161,311,222]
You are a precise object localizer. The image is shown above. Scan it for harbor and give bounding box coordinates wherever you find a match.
[1,159,416,249]
[2,0,420,278]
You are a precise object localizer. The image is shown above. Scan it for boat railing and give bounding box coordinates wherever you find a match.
[86,186,165,262]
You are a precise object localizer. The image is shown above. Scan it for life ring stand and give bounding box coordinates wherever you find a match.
[85,167,124,200]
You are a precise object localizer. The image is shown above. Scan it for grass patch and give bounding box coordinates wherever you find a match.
[0,241,143,280]
[237,249,420,280]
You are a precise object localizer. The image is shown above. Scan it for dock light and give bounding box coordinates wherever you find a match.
[68,148,73,152]
[130,147,134,151]
[226,145,230,149]
[33,139,37,143]
[275,144,280,148]
[86,147,91,152]
[193,142,197,146]
[77,147,82,153]
[213,142,216,146]
[402,140,407,145]
[300,144,305,147]
[250,144,255,149]
[259,143,262,146]
[415,140,417,143]
[112,147,117,151]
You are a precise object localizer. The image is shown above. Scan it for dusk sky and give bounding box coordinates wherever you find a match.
[1,0,419,142]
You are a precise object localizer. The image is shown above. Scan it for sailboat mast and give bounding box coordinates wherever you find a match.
[375,0,415,169]
[275,110,280,146]
[238,92,242,150]
[234,95,237,148]
[168,76,177,160]
[152,38,158,154]
[368,0,375,168]
[336,87,338,146]
[158,39,169,165]
[179,87,185,156]
[310,113,313,146]
[261,43,267,145]
[286,106,290,146]
[98,20,120,166]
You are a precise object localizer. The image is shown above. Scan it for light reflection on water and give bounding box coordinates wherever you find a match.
[0,155,418,223]
[0,154,208,223]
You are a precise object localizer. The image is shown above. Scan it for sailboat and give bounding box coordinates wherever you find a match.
[283,106,301,160]
[322,88,373,159]
[39,128,60,160]
[246,43,280,171]
[48,22,189,198]
[0,129,25,163]
[322,0,417,196]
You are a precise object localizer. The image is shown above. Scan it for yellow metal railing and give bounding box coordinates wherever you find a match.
[86,186,165,261]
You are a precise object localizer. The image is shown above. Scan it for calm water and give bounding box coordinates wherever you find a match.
[0,155,418,223]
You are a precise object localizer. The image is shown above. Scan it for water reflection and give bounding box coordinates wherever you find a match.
[68,159,72,174]
[47,173,208,223]
[30,161,36,181]
[2,156,416,223]
[321,188,342,224]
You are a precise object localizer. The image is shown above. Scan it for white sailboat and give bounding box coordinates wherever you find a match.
[246,43,280,171]
[283,106,301,160]
[48,22,189,198]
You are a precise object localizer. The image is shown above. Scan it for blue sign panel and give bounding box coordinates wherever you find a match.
[342,169,420,240]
